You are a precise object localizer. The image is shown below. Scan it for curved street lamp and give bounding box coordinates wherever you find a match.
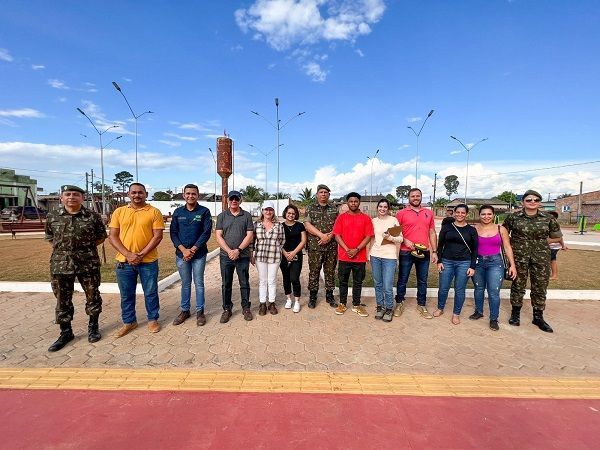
[76,107,120,216]
[112,81,153,182]
[251,98,305,214]
[450,135,488,203]
[407,109,434,188]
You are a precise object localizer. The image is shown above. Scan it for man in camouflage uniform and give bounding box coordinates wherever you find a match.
[45,185,107,351]
[303,184,338,308]
[503,189,562,332]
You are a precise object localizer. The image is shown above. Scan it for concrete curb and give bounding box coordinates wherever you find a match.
[0,248,220,295]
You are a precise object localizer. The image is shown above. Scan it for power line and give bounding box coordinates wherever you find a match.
[2,166,85,176]
[470,160,600,177]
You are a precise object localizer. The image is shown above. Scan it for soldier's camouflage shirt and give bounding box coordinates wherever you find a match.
[45,206,107,275]
[503,209,562,262]
[304,202,338,252]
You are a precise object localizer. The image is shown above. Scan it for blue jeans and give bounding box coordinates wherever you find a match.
[220,255,250,311]
[396,251,430,306]
[437,258,471,315]
[176,255,206,312]
[473,253,504,320]
[115,260,160,324]
[371,256,397,310]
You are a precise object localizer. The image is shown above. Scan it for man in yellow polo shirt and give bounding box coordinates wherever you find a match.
[109,182,165,337]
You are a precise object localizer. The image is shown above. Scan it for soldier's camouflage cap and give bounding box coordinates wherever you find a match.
[523,189,542,201]
[316,184,331,192]
[61,185,85,194]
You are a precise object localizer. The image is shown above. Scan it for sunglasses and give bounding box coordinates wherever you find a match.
[524,198,541,203]
[228,196,240,201]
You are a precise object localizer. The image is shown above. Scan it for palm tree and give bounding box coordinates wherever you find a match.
[240,185,265,202]
[297,187,315,206]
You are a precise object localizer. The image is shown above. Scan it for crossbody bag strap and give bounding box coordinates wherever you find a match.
[452,223,472,253]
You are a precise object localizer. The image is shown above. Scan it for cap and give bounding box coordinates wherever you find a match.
[316,184,330,192]
[262,200,275,210]
[228,190,242,200]
[523,189,542,201]
[61,185,85,194]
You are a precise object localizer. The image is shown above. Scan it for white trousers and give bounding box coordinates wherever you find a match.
[256,261,279,303]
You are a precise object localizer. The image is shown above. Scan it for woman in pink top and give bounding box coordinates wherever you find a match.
[470,205,516,331]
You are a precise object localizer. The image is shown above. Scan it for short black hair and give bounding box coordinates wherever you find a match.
[128,182,147,192]
[479,204,495,214]
[455,203,469,213]
[346,192,361,201]
[183,184,199,192]
[377,198,390,208]
[282,204,299,220]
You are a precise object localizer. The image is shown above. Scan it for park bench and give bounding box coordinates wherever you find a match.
[0,221,46,238]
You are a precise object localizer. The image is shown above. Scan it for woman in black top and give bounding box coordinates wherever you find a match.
[432,204,478,324]
[280,204,307,313]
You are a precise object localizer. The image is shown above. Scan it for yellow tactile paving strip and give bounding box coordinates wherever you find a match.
[0,368,599,398]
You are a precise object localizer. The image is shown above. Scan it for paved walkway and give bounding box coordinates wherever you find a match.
[1,256,599,377]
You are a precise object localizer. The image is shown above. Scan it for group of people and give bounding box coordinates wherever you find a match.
[44,182,563,352]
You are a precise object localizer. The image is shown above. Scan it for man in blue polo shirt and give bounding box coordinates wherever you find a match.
[170,184,212,326]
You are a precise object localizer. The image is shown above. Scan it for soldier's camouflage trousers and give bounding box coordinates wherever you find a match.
[510,257,550,311]
[307,249,337,291]
[51,271,102,324]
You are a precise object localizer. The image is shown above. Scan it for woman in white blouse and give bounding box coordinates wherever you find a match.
[369,199,403,322]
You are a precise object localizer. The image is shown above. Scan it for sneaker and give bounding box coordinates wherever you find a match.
[293,300,301,313]
[219,309,232,324]
[374,306,385,320]
[393,302,405,317]
[268,302,278,315]
[243,308,253,321]
[382,309,393,322]
[416,305,433,319]
[489,319,499,331]
[172,310,191,326]
[285,298,293,309]
[258,303,267,316]
[352,305,369,317]
[335,303,347,315]
[469,311,484,320]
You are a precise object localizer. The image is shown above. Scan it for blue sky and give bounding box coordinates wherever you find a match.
[1,0,599,202]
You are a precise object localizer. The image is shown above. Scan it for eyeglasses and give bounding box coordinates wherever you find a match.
[524,198,541,203]
[228,197,240,201]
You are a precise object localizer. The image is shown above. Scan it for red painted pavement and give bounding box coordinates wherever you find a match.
[1,389,599,449]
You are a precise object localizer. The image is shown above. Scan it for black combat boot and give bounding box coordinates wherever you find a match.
[325,290,338,308]
[88,315,101,343]
[508,306,521,326]
[308,290,318,309]
[48,322,75,352]
[532,310,553,333]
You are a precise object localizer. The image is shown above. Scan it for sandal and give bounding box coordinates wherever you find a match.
[433,309,444,317]
[451,314,460,325]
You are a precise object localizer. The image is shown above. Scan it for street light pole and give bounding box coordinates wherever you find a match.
[251,100,305,214]
[450,135,488,203]
[407,109,434,188]
[249,143,283,198]
[367,148,380,215]
[112,81,153,182]
[76,107,120,216]
[208,147,217,215]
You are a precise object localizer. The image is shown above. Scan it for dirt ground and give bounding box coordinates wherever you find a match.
[0,234,218,283]
[0,235,597,289]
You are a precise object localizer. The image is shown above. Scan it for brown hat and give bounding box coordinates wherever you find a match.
[316,184,330,192]
[523,189,542,201]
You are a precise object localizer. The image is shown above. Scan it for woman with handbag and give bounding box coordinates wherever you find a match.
[469,205,517,331]
[433,204,478,324]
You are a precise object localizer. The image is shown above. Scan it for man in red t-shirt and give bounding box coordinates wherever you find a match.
[332,192,374,317]
[394,188,438,319]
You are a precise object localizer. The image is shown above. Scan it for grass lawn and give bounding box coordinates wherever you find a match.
[0,234,218,283]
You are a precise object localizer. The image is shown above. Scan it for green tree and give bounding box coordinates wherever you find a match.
[444,175,459,199]
[153,191,171,201]
[395,185,411,205]
[240,185,265,202]
[557,193,572,199]
[273,192,291,199]
[297,187,315,206]
[113,171,134,193]
[385,194,396,204]
[433,198,449,207]
[496,191,517,204]
[92,182,113,196]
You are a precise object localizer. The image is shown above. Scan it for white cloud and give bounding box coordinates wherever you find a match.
[164,132,199,142]
[159,140,182,148]
[78,100,134,136]
[268,62,277,69]
[231,44,244,51]
[57,97,67,103]
[123,77,132,82]
[406,116,422,123]
[0,48,13,62]
[0,108,45,118]
[31,64,45,70]
[303,61,328,82]
[48,79,69,89]
[355,48,364,57]
[398,144,410,149]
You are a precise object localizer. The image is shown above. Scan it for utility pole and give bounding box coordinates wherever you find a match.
[90,169,95,213]
[432,173,438,205]
[85,172,90,208]
[578,181,583,222]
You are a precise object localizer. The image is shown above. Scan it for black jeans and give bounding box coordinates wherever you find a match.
[280,253,303,297]
[338,261,366,306]
[220,255,250,311]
